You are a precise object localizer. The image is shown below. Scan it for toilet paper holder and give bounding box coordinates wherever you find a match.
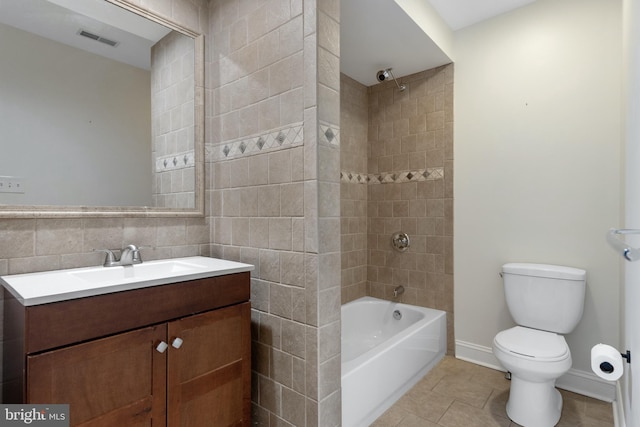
[600,350,631,375]
[622,350,631,363]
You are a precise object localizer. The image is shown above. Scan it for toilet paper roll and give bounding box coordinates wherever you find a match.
[591,343,623,381]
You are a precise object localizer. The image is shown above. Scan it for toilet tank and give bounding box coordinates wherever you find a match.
[502,263,586,334]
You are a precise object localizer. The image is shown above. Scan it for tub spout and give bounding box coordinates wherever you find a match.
[393,286,405,298]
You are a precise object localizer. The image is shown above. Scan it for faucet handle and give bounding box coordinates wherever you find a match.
[93,249,117,267]
[132,247,143,264]
[122,244,148,264]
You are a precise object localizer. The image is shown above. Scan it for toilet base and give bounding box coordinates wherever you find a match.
[506,375,562,427]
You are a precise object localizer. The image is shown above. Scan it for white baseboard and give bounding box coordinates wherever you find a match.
[455,340,617,402]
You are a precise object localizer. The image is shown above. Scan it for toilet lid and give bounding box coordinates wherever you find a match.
[494,326,569,360]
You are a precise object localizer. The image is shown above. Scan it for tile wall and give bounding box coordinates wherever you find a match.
[340,64,455,354]
[340,74,368,302]
[207,0,341,425]
[151,30,196,209]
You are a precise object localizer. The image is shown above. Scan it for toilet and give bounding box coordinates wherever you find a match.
[493,263,586,427]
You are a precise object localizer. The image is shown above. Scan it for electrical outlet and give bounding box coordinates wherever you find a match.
[0,176,25,193]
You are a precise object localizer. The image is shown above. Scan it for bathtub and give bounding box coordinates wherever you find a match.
[341,296,446,427]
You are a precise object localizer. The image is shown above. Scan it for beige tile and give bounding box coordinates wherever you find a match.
[269,218,292,250]
[281,87,304,125]
[371,406,408,427]
[9,255,61,275]
[584,398,614,423]
[398,413,439,427]
[281,251,304,286]
[318,47,340,91]
[439,401,511,427]
[317,11,339,57]
[318,286,340,326]
[269,150,292,184]
[319,390,342,427]
[396,389,455,423]
[231,218,251,246]
[270,283,292,320]
[271,348,293,388]
[282,387,306,426]
[259,249,280,282]
[281,182,304,217]
[250,218,270,248]
[0,219,36,258]
[249,154,269,186]
[258,185,281,216]
[82,218,124,252]
[375,357,614,427]
[318,354,340,399]
[281,319,306,358]
[318,320,340,362]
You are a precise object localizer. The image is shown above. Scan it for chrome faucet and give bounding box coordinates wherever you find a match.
[95,244,143,267]
[393,285,405,298]
[119,244,142,266]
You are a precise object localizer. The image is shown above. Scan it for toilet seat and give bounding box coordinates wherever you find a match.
[494,326,569,361]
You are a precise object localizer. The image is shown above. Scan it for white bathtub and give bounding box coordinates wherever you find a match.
[341,296,446,427]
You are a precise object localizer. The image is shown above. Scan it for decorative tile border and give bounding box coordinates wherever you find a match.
[206,122,303,162]
[156,150,195,172]
[319,121,340,146]
[340,167,444,184]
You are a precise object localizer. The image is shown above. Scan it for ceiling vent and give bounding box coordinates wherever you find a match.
[77,30,119,47]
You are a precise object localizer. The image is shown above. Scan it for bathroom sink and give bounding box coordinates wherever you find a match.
[0,256,254,306]
[70,259,201,284]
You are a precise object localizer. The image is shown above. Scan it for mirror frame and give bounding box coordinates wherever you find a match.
[0,0,205,218]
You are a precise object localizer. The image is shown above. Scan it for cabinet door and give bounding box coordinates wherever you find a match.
[28,324,167,427]
[167,302,251,427]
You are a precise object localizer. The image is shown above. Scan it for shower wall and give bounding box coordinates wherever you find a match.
[340,74,368,302]
[340,64,454,353]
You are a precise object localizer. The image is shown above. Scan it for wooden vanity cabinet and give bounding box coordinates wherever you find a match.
[3,272,251,427]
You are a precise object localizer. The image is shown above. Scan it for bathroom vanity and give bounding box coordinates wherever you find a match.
[1,257,253,427]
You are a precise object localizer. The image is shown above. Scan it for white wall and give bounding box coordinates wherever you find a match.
[0,23,152,207]
[622,0,640,423]
[454,0,622,397]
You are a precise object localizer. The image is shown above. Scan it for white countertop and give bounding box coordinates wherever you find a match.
[0,256,254,306]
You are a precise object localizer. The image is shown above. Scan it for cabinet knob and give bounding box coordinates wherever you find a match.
[156,341,169,353]
[171,337,184,349]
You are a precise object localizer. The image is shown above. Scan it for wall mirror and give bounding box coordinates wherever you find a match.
[0,0,204,217]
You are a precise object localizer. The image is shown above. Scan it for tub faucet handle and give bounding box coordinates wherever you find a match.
[393,285,405,298]
[391,232,410,252]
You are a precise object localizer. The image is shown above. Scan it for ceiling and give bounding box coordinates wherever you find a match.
[0,0,171,70]
[341,0,536,86]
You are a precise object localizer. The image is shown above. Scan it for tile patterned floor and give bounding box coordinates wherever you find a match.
[371,356,614,427]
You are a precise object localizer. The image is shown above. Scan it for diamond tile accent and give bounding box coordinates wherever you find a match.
[325,128,335,142]
[207,122,304,161]
[156,150,196,172]
[340,168,445,184]
[319,121,340,146]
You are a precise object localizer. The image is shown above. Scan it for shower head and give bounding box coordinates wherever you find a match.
[375,68,406,91]
[376,69,391,82]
